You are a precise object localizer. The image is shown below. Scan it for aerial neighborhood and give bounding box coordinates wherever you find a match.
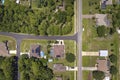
[0,0,119,80]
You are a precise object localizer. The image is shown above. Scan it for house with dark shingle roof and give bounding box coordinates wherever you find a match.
[30,44,41,58]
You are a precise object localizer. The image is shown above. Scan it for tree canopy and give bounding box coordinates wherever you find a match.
[92,70,105,80]
[0,0,74,36]
[97,26,106,37]
[66,53,75,63]
[19,55,54,80]
[110,66,117,75]
[109,54,117,63]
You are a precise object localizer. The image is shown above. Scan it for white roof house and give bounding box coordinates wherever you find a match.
[95,14,110,27]
[99,50,108,57]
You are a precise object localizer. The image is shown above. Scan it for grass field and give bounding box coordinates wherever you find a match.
[82,19,113,52]
[52,71,74,80]
[0,35,16,50]
[82,56,98,67]
[83,71,93,80]
[82,18,120,80]
[83,0,100,14]
[21,39,48,53]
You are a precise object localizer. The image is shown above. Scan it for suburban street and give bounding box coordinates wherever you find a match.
[0,0,83,80]
[76,0,83,80]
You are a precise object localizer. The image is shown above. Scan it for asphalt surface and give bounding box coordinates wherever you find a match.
[0,32,78,80]
[76,0,83,80]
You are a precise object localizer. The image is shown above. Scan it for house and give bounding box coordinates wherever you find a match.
[96,58,110,74]
[99,50,108,57]
[56,76,62,80]
[51,40,65,58]
[100,0,112,9]
[53,45,64,58]
[95,14,110,27]
[0,42,10,56]
[53,64,66,71]
[30,44,41,58]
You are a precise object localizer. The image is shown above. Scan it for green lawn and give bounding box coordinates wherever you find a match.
[21,39,48,53]
[83,0,100,14]
[82,18,120,80]
[82,19,113,52]
[52,71,74,80]
[82,56,98,67]
[0,35,16,50]
[83,71,93,80]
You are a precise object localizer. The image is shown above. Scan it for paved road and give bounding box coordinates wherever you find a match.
[0,32,77,42]
[76,0,83,80]
[0,32,78,80]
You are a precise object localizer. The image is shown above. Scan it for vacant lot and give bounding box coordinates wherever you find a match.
[83,0,100,14]
[0,35,16,50]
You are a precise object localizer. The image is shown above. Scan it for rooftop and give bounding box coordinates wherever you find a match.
[95,14,110,26]
[53,45,65,58]
[53,64,66,71]
[56,76,62,80]
[99,50,108,57]
[96,58,110,74]
[30,44,41,58]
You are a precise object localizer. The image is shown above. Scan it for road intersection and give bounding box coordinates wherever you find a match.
[0,0,83,79]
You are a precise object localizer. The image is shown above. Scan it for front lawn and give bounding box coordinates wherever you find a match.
[53,71,74,80]
[82,56,98,67]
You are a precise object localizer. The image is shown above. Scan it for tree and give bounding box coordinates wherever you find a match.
[92,70,105,80]
[109,54,117,63]
[0,69,5,80]
[66,53,75,63]
[19,57,54,80]
[110,66,117,75]
[97,26,106,37]
[55,11,67,24]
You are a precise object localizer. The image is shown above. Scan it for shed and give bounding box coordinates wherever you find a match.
[99,50,108,57]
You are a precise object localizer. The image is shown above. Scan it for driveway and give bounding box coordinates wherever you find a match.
[82,51,99,56]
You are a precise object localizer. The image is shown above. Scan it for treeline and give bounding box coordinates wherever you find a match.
[19,54,53,80]
[0,56,18,80]
[0,0,74,35]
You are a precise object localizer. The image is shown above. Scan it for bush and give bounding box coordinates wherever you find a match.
[97,26,106,37]
[66,53,75,63]
[92,70,105,80]
[110,66,117,75]
[109,54,117,63]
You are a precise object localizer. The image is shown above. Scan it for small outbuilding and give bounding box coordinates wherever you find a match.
[99,50,108,57]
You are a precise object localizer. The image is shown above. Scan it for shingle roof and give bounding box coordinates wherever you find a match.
[53,45,65,58]
[97,59,110,73]
[30,44,41,58]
